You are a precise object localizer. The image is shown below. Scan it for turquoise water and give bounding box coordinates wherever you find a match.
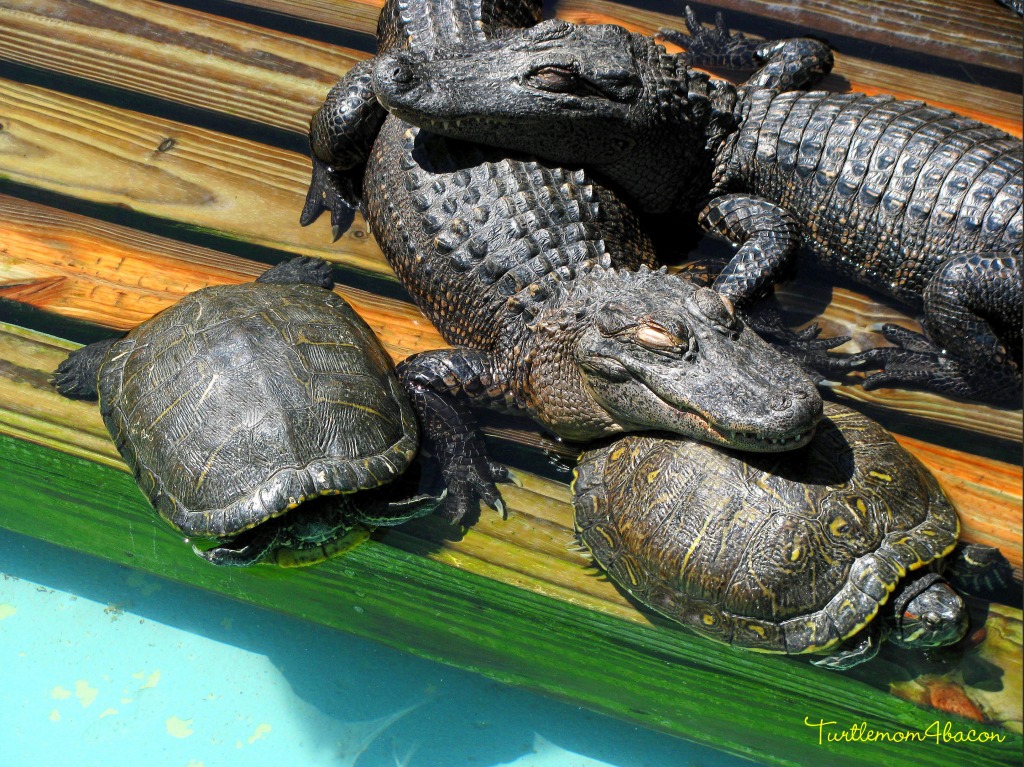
[1,531,754,767]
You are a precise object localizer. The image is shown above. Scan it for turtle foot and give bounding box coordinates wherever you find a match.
[256,256,335,289]
[51,338,119,400]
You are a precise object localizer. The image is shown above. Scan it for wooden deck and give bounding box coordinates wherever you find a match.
[0,1,1021,765]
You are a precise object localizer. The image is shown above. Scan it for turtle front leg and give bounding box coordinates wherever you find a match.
[397,348,513,525]
[300,59,388,240]
[812,623,883,671]
[255,256,334,289]
[51,337,120,400]
[863,254,1022,406]
[660,6,833,92]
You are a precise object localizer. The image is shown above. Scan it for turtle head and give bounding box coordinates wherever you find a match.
[889,572,968,650]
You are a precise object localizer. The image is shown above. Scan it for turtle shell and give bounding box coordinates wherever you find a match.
[572,403,959,655]
[97,281,417,538]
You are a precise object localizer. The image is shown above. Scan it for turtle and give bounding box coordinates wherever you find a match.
[571,402,1006,669]
[52,256,440,567]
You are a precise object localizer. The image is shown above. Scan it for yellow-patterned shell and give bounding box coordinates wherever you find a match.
[571,403,959,655]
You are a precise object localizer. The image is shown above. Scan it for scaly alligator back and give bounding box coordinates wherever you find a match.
[364,121,655,350]
[716,90,1023,308]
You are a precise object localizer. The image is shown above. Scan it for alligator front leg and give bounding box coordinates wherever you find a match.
[864,254,1023,406]
[661,6,833,92]
[300,60,387,239]
[702,194,870,377]
[397,348,513,524]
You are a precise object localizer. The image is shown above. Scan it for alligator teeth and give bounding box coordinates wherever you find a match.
[727,429,811,446]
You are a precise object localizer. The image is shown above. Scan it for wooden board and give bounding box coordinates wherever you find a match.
[0,1,1021,764]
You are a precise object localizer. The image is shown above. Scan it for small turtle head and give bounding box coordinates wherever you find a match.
[889,573,968,650]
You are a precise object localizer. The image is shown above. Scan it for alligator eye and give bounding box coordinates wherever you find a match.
[527,66,583,93]
[634,324,685,353]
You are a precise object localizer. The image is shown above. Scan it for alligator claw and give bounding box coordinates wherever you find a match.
[659,6,762,69]
[433,445,512,524]
[859,331,1009,402]
[300,156,358,239]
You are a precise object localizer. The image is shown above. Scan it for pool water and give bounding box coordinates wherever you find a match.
[1,530,755,767]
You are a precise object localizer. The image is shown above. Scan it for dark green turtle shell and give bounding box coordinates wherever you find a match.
[572,403,960,655]
[96,281,418,538]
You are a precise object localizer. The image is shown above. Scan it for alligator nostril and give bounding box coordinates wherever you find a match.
[768,393,792,412]
[391,63,413,84]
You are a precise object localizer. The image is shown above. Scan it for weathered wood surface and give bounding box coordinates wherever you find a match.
[0,0,1021,763]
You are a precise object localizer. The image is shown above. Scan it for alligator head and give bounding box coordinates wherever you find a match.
[523,265,822,450]
[373,19,734,214]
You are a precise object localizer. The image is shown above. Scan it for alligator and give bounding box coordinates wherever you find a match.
[301,0,824,522]
[370,7,1023,407]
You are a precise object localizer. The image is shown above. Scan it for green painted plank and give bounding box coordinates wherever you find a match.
[1,432,1020,767]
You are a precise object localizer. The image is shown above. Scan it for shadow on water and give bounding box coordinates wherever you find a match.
[0,529,748,767]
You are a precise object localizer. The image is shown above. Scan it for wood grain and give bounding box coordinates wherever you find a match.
[556,0,1023,136]
[0,192,1019,574]
[227,0,1024,77]
[0,0,357,135]
[561,0,1024,74]
[0,77,386,274]
[1,187,1020,442]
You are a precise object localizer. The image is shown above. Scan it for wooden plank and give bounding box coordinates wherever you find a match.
[556,0,1023,136]
[0,77,384,275]
[0,193,437,356]
[228,0,1024,77]
[1,187,1020,447]
[0,0,355,136]
[1,406,1022,764]
[561,0,1024,74]
[2,314,1020,586]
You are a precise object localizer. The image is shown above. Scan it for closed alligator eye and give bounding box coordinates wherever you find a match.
[635,324,685,353]
[528,66,580,93]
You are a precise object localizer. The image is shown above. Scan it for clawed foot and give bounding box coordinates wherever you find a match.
[861,324,1021,406]
[740,304,875,381]
[299,157,359,240]
[433,445,512,525]
[659,6,762,69]
[51,337,120,400]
